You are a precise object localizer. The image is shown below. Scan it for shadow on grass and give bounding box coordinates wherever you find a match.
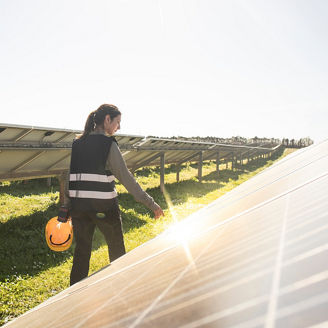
[0,203,70,280]
[0,202,146,281]
[133,161,215,177]
[0,178,60,197]
[118,179,224,217]
[202,148,284,183]
[134,163,184,177]
[202,169,243,183]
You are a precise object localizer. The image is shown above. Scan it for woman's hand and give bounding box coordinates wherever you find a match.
[153,203,164,219]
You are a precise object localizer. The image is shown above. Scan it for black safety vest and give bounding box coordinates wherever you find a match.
[68,134,117,212]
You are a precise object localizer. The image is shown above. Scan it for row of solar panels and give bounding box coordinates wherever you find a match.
[0,123,281,181]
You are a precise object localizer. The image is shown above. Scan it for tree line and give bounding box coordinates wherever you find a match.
[151,135,314,148]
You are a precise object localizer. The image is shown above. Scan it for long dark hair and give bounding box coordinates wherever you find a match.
[79,104,121,139]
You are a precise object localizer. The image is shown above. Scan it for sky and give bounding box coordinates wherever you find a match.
[1,0,327,143]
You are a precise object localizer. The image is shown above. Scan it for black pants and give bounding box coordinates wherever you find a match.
[70,200,126,285]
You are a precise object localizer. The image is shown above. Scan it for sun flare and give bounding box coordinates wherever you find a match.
[162,187,198,272]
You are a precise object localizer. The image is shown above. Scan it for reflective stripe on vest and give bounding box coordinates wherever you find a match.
[69,173,116,199]
[69,190,118,199]
[69,173,115,183]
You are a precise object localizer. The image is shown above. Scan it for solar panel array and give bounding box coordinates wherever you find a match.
[4,139,328,328]
[0,124,280,182]
[0,124,144,181]
[126,137,279,172]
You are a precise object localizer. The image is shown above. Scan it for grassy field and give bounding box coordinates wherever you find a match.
[0,147,295,326]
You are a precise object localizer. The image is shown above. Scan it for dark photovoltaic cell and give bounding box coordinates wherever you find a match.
[4,139,328,327]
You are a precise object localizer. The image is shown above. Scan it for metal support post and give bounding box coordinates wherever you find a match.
[160,152,165,193]
[58,173,66,205]
[176,164,181,182]
[198,151,203,182]
[216,152,220,178]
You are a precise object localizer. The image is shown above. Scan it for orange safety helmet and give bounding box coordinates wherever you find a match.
[45,217,73,252]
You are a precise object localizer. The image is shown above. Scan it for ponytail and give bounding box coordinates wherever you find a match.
[79,104,121,140]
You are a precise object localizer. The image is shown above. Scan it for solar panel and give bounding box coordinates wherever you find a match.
[4,139,328,328]
[0,124,278,181]
[0,124,145,180]
[0,123,79,144]
[0,123,145,147]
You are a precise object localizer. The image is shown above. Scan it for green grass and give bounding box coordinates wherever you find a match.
[0,147,295,326]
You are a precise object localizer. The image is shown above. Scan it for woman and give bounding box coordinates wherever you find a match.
[60,104,164,285]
